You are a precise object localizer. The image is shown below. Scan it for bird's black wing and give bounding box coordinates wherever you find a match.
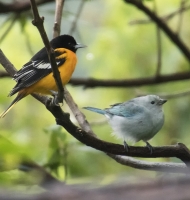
[9,48,65,96]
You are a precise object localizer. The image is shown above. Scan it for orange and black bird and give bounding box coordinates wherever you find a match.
[0,34,86,118]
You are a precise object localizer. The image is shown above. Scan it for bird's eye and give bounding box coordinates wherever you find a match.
[151,101,155,104]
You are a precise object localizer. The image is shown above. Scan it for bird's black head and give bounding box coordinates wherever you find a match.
[50,34,86,53]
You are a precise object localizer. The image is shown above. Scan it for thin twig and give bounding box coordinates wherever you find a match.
[176,0,187,35]
[0,70,10,78]
[64,87,96,136]
[154,0,162,77]
[129,4,190,25]
[30,0,64,103]
[158,89,190,99]
[52,0,95,136]
[69,0,85,35]
[0,14,19,44]
[53,0,65,38]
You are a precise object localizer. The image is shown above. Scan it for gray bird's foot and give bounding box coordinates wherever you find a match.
[123,140,129,152]
[145,141,153,154]
[50,90,63,106]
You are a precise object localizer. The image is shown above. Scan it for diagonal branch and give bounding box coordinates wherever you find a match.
[129,4,190,25]
[30,0,64,103]
[52,0,95,136]
[124,0,190,61]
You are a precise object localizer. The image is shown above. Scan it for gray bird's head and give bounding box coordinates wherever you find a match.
[135,95,167,111]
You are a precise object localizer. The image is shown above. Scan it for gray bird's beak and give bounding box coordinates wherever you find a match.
[158,99,167,105]
[75,43,87,49]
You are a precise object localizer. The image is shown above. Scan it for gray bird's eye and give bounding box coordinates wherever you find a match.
[151,101,155,104]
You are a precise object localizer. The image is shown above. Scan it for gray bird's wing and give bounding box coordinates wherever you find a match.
[106,100,145,118]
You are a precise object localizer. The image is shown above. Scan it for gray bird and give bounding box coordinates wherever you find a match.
[84,95,167,153]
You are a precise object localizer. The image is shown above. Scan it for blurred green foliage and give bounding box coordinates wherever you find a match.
[0,0,190,188]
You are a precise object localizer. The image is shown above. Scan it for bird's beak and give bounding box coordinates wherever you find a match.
[75,43,87,49]
[158,99,167,105]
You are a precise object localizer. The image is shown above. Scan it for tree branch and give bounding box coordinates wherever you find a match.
[53,0,65,38]
[154,1,162,77]
[30,0,64,103]
[129,4,190,25]
[124,0,190,61]
[2,69,190,89]
[45,101,190,166]
[0,0,54,14]
[108,154,188,174]
[68,72,190,88]
[69,0,86,35]
[51,0,95,136]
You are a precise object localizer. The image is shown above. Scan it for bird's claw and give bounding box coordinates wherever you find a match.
[49,90,63,106]
[145,141,153,154]
[123,140,129,152]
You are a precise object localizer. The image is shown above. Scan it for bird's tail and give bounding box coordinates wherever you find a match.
[83,106,106,115]
[0,91,27,118]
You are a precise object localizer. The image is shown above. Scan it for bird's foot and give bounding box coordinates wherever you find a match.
[50,90,63,106]
[123,140,129,152]
[145,141,153,154]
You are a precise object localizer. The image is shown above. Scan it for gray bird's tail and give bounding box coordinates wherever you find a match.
[83,107,106,115]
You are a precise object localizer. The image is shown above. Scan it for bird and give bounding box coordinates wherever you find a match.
[0,34,86,118]
[84,95,167,153]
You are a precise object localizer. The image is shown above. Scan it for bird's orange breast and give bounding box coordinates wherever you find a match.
[24,49,77,95]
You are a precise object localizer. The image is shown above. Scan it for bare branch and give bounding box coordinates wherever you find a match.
[51,0,95,136]
[176,0,187,35]
[124,0,190,61]
[53,0,65,38]
[0,50,17,76]
[160,89,190,99]
[0,70,10,78]
[154,1,162,77]
[19,160,63,188]
[69,72,190,88]
[30,0,64,103]
[0,14,19,44]
[64,87,96,136]
[69,0,86,35]
[2,69,190,89]
[108,154,188,174]
[0,0,54,14]
[129,4,190,25]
